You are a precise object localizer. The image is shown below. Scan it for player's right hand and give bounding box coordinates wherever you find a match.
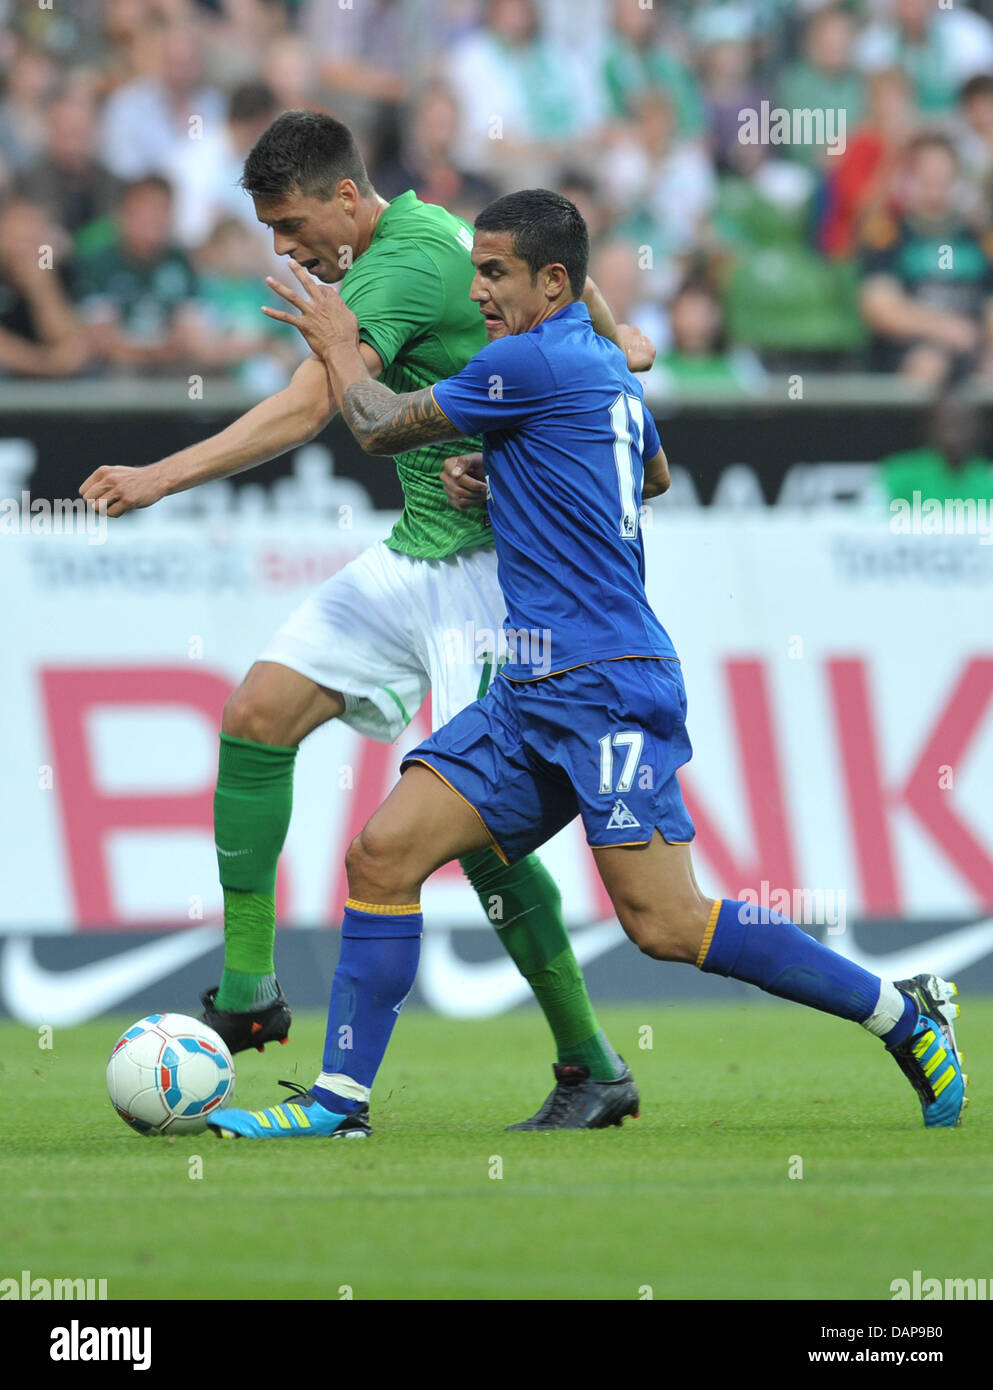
[79,463,167,517]
[441,452,487,510]
[617,323,656,373]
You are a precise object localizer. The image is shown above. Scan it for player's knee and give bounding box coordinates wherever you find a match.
[345,824,406,900]
[221,687,284,744]
[617,900,708,965]
[344,831,376,896]
[622,912,683,962]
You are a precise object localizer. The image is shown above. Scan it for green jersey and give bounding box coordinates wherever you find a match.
[880,448,993,507]
[338,191,491,560]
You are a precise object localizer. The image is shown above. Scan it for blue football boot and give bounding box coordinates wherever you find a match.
[206,1080,371,1140]
[888,975,967,1128]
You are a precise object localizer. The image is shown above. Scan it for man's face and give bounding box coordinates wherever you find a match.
[120,186,171,260]
[965,92,993,139]
[469,229,562,339]
[253,187,358,283]
[907,147,956,220]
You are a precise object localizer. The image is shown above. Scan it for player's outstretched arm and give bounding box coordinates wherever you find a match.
[78,350,358,517]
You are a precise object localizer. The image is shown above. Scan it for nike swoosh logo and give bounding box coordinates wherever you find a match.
[1,927,222,1026]
[832,915,993,983]
[418,915,993,1018]
[418,919,625,1018]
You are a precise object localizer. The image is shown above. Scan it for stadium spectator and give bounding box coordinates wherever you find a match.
[376,82,498,223]
[0,41,60,177]
[304,0,408,168]
[858,133,993,382]
[165,80,280,250]
[600,0,705,137]
[820,67,915,260]
[196,0,293,91]
[0,198,89,378]
[192,215,307,392]
[74,175,205,374]
[598,89,716,287]
[17,85,121,247]
[99,21,225,180]
[777,7,865,171]
[956,74,993,228]
[556,167,610,247]
[855,0,993,115]
[444,0,602,188]
[97,0,154,94]
[656,276,764,393]
[697,20,767,175]
[877,392,993,507]
[262,34,322,115]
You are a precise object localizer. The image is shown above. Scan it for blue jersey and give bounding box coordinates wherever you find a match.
[431,301,676,680]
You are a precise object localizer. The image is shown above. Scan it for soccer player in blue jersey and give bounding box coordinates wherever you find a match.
[208,189,967,1140]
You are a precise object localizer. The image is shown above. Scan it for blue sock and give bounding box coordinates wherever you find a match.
[698,898,881,1023]
[311,899,422,1114]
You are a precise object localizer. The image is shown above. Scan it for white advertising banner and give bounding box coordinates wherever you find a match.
[1,511,991,935]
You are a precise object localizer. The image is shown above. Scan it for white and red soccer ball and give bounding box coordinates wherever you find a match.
[107,1013,235,1135]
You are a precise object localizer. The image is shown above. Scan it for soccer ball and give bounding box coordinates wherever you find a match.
[107,1013,235,1135]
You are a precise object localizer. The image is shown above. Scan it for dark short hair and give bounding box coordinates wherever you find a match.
[241,109,373,204]
[906,131,959,167]
[119,175,173,205]
[961,73,993,106]
[228,81,277,126]
[474,188,589,298]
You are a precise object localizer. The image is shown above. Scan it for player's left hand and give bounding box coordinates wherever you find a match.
[617,323,657,373]
[261,262,359,358]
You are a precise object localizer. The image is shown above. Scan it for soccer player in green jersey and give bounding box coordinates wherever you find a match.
[80,111,655,1129]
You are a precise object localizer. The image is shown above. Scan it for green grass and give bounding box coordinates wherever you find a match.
[1,1001,990,1300]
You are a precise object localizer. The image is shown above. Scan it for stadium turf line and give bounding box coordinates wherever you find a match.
[1,1002,989,1300]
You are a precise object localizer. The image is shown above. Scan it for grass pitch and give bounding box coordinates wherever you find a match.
[1,1001,990,1301]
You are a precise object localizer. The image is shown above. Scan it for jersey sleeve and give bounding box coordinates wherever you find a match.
[338,249,444,370]
[431,335,555,436]
[642,404,661,461]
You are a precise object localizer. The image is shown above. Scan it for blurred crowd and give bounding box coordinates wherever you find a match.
[8,0,993,390]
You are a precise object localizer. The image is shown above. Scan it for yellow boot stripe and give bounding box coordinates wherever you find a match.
[913,1030,935,1059]
[923,1047,947,1078]
[251,1111,271,1128]
[695,899,723,969]
[271,1107,291,1129]
[287,1103,310,1128]
[345,898,421,915]
[932,1065,958,1097]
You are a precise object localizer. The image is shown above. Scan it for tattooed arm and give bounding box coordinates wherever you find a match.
[261,259,461,455]
[338,381,460,455]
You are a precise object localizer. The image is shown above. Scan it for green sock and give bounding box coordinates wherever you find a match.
[460,849,623,1080]
[213,733,297,1011]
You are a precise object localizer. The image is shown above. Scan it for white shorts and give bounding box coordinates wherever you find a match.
[258,541,508,741]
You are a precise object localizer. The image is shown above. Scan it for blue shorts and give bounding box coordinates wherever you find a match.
[401,658,695,865]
